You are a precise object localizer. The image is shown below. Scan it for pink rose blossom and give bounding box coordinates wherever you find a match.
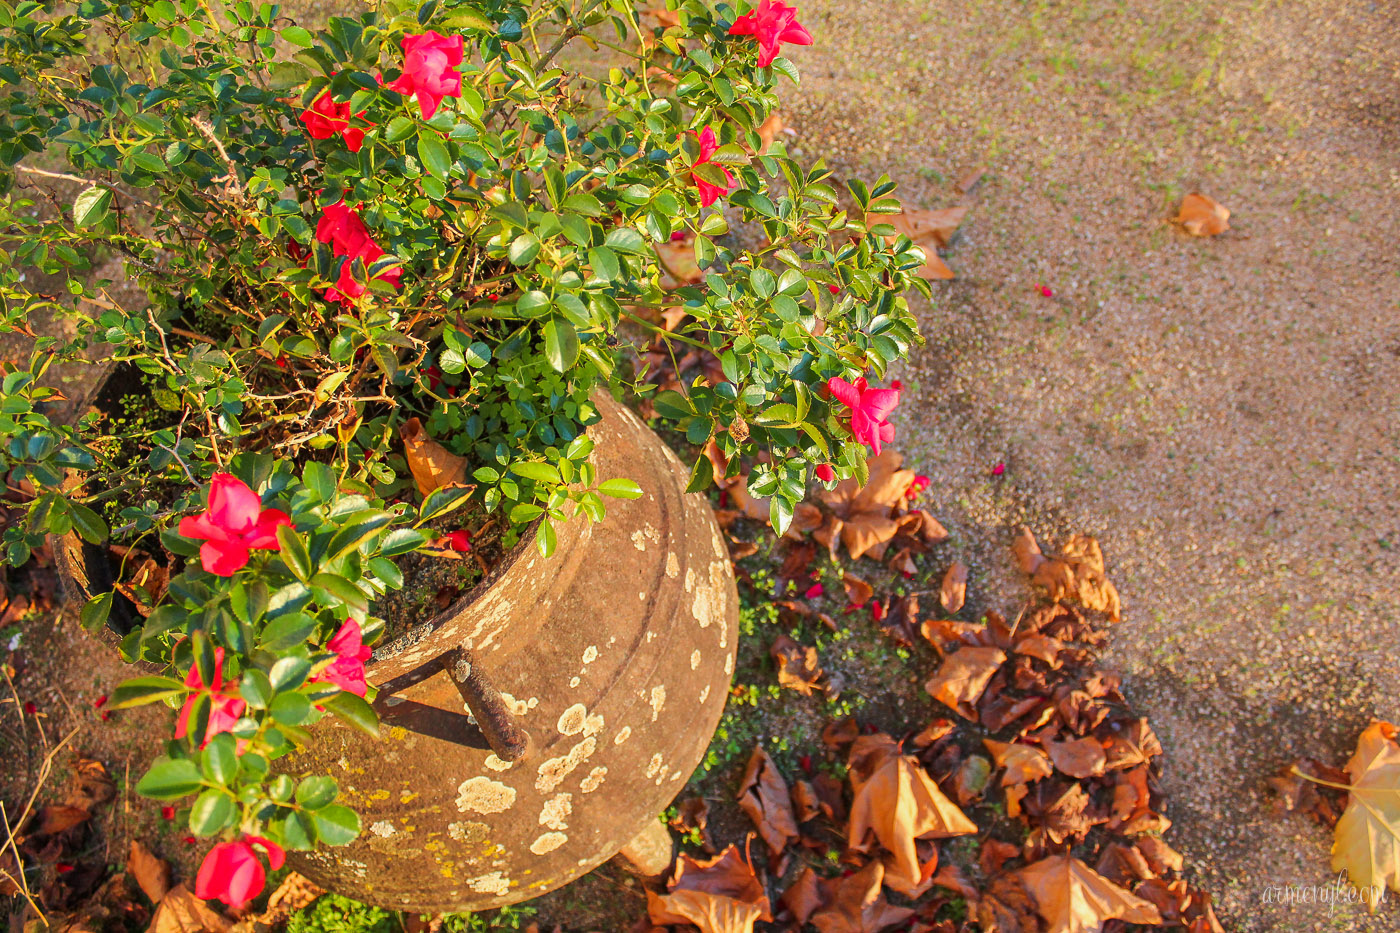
[438,530,472,552]
[387,31,464,119]
[727,0,813,68]
[826,376,900,456]
[312,619,372,698]
[194,836,285,909]
[299,90,370,152]
[175,647,247,749]
[814,463,835,483]
[690,125,737,207]
[315,201,403,306]
[178,474,291,577]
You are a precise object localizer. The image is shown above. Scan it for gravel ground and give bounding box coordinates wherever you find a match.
[777,0,1400,929]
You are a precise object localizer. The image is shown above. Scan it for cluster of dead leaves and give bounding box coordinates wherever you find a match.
[641,523,1222,933]
[2,756,115,914]
[1270,719,1400,911]
[29,836,325,933]
[716,450,947,573]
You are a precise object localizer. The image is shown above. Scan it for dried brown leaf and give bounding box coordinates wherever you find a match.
[846,736,976,891]
[401,418,469,495]
[810,861,915,933]
[127,840,170,904]
[737,747,798,863]
[818,451,917,560]
[646,845,772,933]
[771,634,824,696]
[150,884,233,933]
[1331,719,1400,910]
[1175,193,1230,237]
[925,646,1006,720]
[939,562,968,613]
[1047,737,1108,779]
[983,740,1055,787]
[1014,854,1162,933]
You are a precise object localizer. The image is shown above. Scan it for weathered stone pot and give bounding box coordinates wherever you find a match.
[55,392,739,913]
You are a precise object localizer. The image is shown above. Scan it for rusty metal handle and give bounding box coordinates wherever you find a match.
[447,647,532,762]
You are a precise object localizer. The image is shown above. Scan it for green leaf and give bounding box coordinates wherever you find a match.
[270,656,311,691]
[417,133,450,180]
[597,478,643,499]
[512,461,561,484]
[442,6,492,30]
[276,525,312,581]
[542,317,579,371]
[322,690,379,737]
[270,690,313,725]
[68,502,108,544]
[420,485,473,524]
[508,232,541,265]
[201,733,237,784]
[587,246,620,283]
[604,227,645,254]
[769,494,794,536]
[109,675,185,709]
[136,758,203,800]
[709,144,750,165]
[295,775,339,810]
[189,789,235,836]
[281,25,315,47]
[72,186,112,227]
[310,572,369,615]
[79,591,113,634]
[259,612,317,651]
[312,803,360,846]
[685,455,714,494]
[240,669,273,709]
[535,518,556,557]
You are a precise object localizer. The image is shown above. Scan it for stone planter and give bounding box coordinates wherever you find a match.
[55,390,739,913]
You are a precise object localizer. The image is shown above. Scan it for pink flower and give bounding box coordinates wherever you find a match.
[906,474,929,498]
[315,201,402,306]
[179,474,292,577]
[689,126,737,207]
[827,284,840,294]
[728,0,813,68]
[194,836,286,910]
[175,648,247,749]
[438,529,472,552]
[387,31,464,119]
[991,461,1006,476]
[312,619,372,698]
[814,464,835,483]
[298,90,370,152]
[804,582,824,599]
[826,376,899,456]
[1036,284,1053,298]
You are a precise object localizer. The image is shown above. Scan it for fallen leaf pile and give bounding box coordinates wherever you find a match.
[2,756,115,911]
[1271,719,1400,911]
[644,472,1224,933]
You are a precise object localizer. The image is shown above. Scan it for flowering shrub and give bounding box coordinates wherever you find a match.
[0,0,926,908]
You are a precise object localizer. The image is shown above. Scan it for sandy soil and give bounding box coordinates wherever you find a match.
[777,0,1400,929]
